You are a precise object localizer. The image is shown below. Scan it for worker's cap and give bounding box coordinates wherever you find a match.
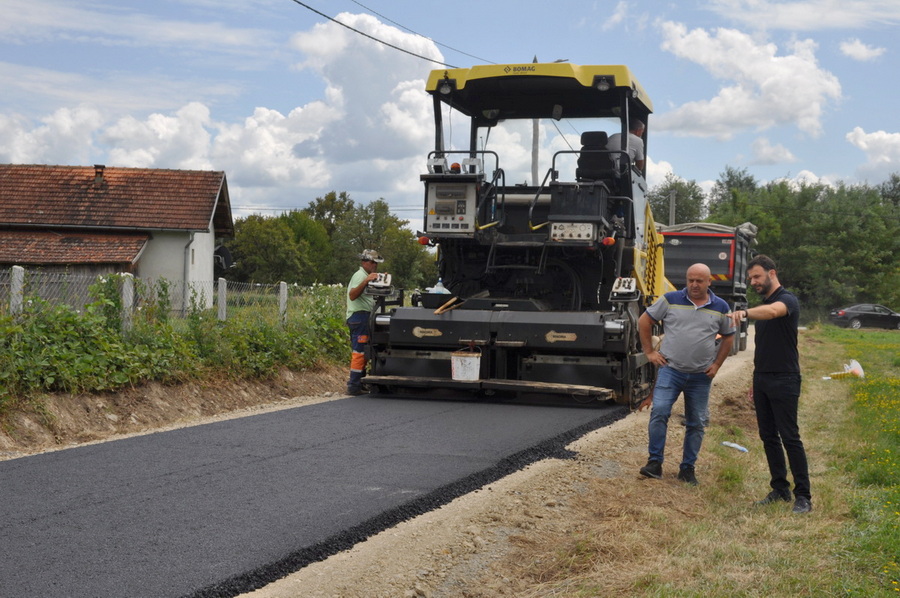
[359,249,384,263]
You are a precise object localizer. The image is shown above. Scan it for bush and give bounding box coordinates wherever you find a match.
[0,282,349,411]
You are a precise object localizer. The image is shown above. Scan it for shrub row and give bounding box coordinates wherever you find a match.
[0,280,349,412]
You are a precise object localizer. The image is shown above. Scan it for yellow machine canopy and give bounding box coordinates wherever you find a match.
[425,63,653,124]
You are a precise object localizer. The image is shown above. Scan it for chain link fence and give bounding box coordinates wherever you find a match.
[0,266,347,327]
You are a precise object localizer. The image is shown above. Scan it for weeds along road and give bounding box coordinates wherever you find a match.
[0,393,626,598]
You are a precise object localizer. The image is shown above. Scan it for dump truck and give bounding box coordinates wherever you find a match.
[658,222,758,352]
[362,63,672,406]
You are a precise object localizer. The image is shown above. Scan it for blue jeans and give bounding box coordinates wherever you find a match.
[648,366,712,469]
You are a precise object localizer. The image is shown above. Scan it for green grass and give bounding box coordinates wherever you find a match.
[823,327,900,595]
[505,325,900,597]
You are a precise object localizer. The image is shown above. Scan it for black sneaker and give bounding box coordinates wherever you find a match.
[754,490,792,506]
[639,460,662,479]
[677,466,699,486]
[792,496,813,514]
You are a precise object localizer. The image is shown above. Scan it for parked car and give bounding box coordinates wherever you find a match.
[829,304,900,329]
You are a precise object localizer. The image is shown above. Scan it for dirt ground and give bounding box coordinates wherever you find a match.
[0,364,348,460]
[0,348,757,598]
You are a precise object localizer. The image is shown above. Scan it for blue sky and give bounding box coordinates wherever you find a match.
[2,0,898,229]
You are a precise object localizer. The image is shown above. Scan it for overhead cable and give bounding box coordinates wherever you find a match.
[288,0,459,68]
[348,0,495,64]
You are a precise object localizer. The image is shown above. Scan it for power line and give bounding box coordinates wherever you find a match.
[347,0,495,65]
[287,0,459,68]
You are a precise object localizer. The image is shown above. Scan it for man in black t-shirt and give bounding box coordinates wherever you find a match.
[730,255,812,514]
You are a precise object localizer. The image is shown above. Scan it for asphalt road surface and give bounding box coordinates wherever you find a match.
[0,395,625,598]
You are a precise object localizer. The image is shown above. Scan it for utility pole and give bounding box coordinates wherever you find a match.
[531,56,539,186]
[668,189,676,225]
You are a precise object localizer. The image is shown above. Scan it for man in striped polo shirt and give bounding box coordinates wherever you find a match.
[638,263,736,485]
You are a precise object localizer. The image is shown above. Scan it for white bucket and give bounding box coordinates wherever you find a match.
[451,349,481,381]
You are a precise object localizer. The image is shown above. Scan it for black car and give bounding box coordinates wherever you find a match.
[829,304,900,330]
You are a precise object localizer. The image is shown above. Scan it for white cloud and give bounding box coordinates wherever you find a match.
[289,13,440,163]
[602,2,628,31]
[706,0,900,30]
[0,0,277,56]
[654,23,841,139]
[0,105,103,164]
[0,12,443,215]
[840,38,886,61]
[846,127,900,180]
[0,61,241,122]
[647,157,674,190]
[750,137,797,165]
[103,102,213,170]
[773,170,840,189]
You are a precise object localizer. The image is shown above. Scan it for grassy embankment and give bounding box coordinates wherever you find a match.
[514,325,899,597]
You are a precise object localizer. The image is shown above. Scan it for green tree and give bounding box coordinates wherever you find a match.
[332,199,435,289]
[647,173,706,225]
[708,166,758,217]
[227,214,306,283]
[279,210,333,284]
[879,172,900,209]
[707,176,900,314]
[303,191,355,238]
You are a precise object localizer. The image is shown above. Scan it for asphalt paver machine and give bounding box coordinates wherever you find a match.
[364,63,671,406]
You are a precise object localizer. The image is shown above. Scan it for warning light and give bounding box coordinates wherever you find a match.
[601,236,617,246]
[418,236,430,245]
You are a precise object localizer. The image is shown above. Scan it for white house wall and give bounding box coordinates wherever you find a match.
[136,229,216,310]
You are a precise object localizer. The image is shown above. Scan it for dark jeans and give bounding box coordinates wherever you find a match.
[346,311,371,389]
[753,372,810,499]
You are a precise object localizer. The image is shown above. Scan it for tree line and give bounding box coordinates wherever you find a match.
[222,191,437,291]
[226,170,900,315]
[648,168,900,314]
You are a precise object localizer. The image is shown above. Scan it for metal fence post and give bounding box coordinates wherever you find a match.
[279,281,287,328]
[121,273,134,333]
[11,265,24,316]
[218,277,227,322]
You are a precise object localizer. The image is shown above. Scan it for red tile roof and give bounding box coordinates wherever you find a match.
[0,164,233,235]
[0,230,149,264]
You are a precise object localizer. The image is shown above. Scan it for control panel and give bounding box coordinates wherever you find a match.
[425,179,478,234]
[550,222,597,242]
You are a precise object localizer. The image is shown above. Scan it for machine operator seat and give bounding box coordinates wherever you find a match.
[575,131,618,183]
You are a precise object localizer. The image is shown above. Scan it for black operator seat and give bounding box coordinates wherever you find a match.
[575,131,617,182]
[548,131,613,224]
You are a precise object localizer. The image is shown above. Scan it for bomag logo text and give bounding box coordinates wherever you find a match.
[504,66,536,73]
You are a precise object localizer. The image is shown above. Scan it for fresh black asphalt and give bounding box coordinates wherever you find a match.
[0,395,625,598]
